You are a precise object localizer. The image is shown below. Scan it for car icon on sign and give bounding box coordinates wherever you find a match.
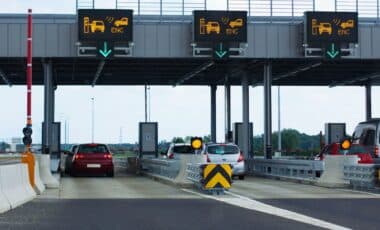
[229,19,243,28]
[114,17,129,27]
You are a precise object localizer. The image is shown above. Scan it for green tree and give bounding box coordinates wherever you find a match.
[203,135,211,143]
[172,137,185,143]
[0,142,10,151]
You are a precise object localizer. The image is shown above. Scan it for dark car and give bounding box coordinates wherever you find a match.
[70,143,114,177]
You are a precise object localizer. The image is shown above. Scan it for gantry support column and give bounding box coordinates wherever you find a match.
[210,85,217,143]
[264,63,273,159]
[365,84,372,121]
[242,72,250,159]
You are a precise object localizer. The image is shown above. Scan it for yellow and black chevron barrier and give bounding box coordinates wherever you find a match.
[201,164,232,190]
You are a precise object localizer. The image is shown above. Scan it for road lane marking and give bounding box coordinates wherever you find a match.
[182,189,351,230]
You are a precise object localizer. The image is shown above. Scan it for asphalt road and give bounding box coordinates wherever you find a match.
[0,198,323,230]
[1,170,379,230]
[261,198,380,230]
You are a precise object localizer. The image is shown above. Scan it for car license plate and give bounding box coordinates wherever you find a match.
[87,164,101,168]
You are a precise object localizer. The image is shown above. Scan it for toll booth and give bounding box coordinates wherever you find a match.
[139,122,158,158]
[325,123,346,145]
[42,122,61,172]
[233,122,253,158]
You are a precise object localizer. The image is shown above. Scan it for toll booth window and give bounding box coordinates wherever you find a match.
[79,145,109,153]
[173,146,194,154]
[207,145,239,155]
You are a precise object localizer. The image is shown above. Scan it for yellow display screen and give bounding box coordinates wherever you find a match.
[78,9,133,42]
[305,11,358,43]
[194,11,247,43]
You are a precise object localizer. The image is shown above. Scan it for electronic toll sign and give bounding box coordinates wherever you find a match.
[193,11,247,43]
[305,11,358,43]
[78,9,133,42]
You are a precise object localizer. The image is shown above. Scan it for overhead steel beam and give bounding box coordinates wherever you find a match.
[0,69,12,87]
[174,61,214,86]
[273,62,322,81]
[229,60,263,79]
[92,60,106,87]
[329,71,380,88]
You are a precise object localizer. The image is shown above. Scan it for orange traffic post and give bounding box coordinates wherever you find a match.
[21,150,35,188]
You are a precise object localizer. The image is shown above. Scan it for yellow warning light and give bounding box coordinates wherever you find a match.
[191,137,203,150]
[340,139,351,150]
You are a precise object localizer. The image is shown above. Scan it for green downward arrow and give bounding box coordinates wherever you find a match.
[327,43,339,59]
[99,41,112,58]
[215,43,227,59]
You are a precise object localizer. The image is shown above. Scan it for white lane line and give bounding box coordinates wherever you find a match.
[335,188,380,197]
[182,189,351,230]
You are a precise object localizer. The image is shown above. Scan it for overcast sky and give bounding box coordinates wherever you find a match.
[0,0,377,144]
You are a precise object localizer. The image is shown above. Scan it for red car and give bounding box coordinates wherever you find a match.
[315,143,374,164]
[71,143,114,177]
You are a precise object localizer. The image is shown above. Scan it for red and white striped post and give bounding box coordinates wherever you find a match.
[26,9,33,150]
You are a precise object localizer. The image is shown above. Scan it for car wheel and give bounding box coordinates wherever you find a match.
[107,171,114,177]
[238,175,245,180]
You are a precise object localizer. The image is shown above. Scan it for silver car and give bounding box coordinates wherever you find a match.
[203,143,245,180]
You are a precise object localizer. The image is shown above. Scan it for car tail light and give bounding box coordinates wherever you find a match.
[74,154,84,160]
[168,153,174,159]
[206,154,211,163]
[374,147,379,157]
[357,153,374,164]
[238,152,244,162]
[104,153,112,159]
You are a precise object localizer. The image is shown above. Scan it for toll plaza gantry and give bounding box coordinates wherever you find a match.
[0,0,380,160]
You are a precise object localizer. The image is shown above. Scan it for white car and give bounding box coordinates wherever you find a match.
[202,143,245,180]
[166,143,195,159]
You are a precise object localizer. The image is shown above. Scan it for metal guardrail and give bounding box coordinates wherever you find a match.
[186,163,203,183]
[246,158,324,181]
[141,157,180,179]
[0,154,22,165]
[343,164,380,190]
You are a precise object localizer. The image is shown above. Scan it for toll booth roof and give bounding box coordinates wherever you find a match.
[0,58,379,86]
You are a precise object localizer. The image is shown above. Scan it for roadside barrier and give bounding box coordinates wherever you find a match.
[247,158,324,182]
[34,160,46,194]
[37,154,59,188]
[141,155,209,187]
[316,155,358,188]
[344,163,380,191]
[187,163,232,194]
[246,155,377,189]
[0,164,36,210]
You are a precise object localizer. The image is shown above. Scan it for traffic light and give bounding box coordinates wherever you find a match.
[340,138,351,150]
[191,137,203,150]
[22,126,33,146]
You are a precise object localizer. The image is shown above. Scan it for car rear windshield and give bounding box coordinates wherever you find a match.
[353,125,376,146]
[207,145,239,155]
[173,145,194,154]
[78,144,108,154]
